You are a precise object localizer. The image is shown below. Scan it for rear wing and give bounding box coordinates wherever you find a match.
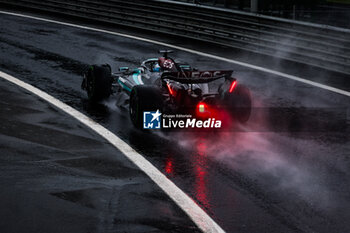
[161,70,234,84]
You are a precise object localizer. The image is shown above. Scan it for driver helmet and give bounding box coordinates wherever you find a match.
[158,57,175,71]
[153,63,161,72]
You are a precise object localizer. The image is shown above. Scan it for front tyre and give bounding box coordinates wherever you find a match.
[129,85,163,129]
[86,64,112,102]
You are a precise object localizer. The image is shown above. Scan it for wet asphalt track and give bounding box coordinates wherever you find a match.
[0,77,199,233]
[0,12,349,233]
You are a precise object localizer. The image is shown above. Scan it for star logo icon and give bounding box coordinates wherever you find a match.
[150,109,162,122]
[143,110,162,129]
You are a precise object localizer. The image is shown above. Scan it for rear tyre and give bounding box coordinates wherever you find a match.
[224,84,252,123]
[86,64,112,102]
[129,85,163,129]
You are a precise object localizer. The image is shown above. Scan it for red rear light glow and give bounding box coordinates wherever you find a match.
[229,80,237,93]
[167,83,174,95]
[196,102,217,118]
[198,103,205,113]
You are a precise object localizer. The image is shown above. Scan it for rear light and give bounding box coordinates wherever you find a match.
[197,103,210,116]
[198,103,205,113]
[196,102,217,118]
[229,80,237,93]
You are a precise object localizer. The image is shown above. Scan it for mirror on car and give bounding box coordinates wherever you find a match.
[119,67,129,72]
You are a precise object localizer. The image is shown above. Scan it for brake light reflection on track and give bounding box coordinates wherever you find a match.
[165,157,174,176]
[194,139,210,210]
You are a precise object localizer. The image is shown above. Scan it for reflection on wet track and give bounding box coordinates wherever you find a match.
[194,139,210,212]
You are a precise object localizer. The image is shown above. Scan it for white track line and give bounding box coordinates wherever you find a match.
[0,10,349,97]
[0,70,225,233]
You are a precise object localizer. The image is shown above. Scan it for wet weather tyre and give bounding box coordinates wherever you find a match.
[129,85,163,129]
[86,65,112,102]
[225,84,252,123]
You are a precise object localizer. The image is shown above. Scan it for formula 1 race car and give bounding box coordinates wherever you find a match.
[81,50,251,129]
